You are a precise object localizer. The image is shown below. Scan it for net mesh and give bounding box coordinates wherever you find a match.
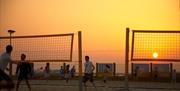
[0,34,74,62]
[131,31,180,61]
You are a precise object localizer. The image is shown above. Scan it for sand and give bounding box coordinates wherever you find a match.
[2,80,179,91]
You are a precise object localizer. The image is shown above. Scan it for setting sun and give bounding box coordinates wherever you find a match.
[153,52,158,58]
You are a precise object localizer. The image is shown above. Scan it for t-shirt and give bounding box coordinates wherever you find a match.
[0,52,11,71]
[16,61,31,76]
[60,69,64,74]
[45,66,50,73]
[84,61,94,74]
[70,68,76,74]
[104,67,110,73]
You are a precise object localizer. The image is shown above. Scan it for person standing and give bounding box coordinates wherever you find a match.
[171,69,176,84]
[64,64,70,83]
[134,66,139,80]
[103,65,110,83]
[59,66,64,79]
[44,63,50,82]
[83,56,95,89]
[16,54,31,91]
[0,45,15,91]
[70,65,76,78]
[154,67,158,80]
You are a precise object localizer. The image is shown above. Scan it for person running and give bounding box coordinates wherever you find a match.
[70,65,76,78]
[0,45,15,91]
[44,63,50,82]
[103,64,110,83]
[83,56,95,89]
[16,54,31,91]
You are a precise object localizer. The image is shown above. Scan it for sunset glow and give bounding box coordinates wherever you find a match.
[0,0,180,64]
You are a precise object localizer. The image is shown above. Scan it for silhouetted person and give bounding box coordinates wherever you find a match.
[0,45,15,91]
[59,66,64,79]
[64,64,70,83]
[171,69,176,84]
[154,67,158,80]
[16,54,31,91]
[44,63,50,82]
[134,66,139,80]
[70,65,76,78]
[103,64,110,83]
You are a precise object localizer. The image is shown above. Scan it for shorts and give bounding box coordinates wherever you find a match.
[60,74,64,78]
[71,73,75,78]
[64,73,70,79]
[154,74,158,78]
[83,73,94,83]
[0,69,12,81]
[44,73,50,78]
[0,69,14,89]
[134,73,137,77]
[172,77,176,81]
[18,74,28,80]
[104,76,108,81]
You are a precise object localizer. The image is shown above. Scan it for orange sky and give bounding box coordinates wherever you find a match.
[0,0,180,56]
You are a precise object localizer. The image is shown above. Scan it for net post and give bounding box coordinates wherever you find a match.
[113,63,116,76]
[70,34,74,61]
[131,31,135,60]
[131,63,133,78]
[150,63,153,79]
[125,27,130,91]
[96,63,98,77]
[9,30,15,76]
[78,31,83,91]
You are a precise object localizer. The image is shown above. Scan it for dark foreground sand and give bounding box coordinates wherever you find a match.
[2,80,180,91]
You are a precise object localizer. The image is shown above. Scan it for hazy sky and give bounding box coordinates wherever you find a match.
[0,0,180,56]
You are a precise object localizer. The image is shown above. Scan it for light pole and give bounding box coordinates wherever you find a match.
[8,30,15,45]
[125,27,129,91]
[8,29,15,76]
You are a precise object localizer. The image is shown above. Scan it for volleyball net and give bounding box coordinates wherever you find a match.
[131,30,180,61]
[0,33,74,62]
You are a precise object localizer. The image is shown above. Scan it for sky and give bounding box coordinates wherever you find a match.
[0,0,180,65]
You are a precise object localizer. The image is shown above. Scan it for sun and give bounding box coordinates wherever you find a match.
[153,52,158,58]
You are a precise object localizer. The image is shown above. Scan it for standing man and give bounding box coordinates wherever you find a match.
[134,66,139,80]
[0,45,15,90]
[103,64,110,83]
[171,69,177,84]
[70,65,76,78]
[16,54,31,91]
[44,63,50,82]
[83,56,95,89]
[59,66,64,79]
